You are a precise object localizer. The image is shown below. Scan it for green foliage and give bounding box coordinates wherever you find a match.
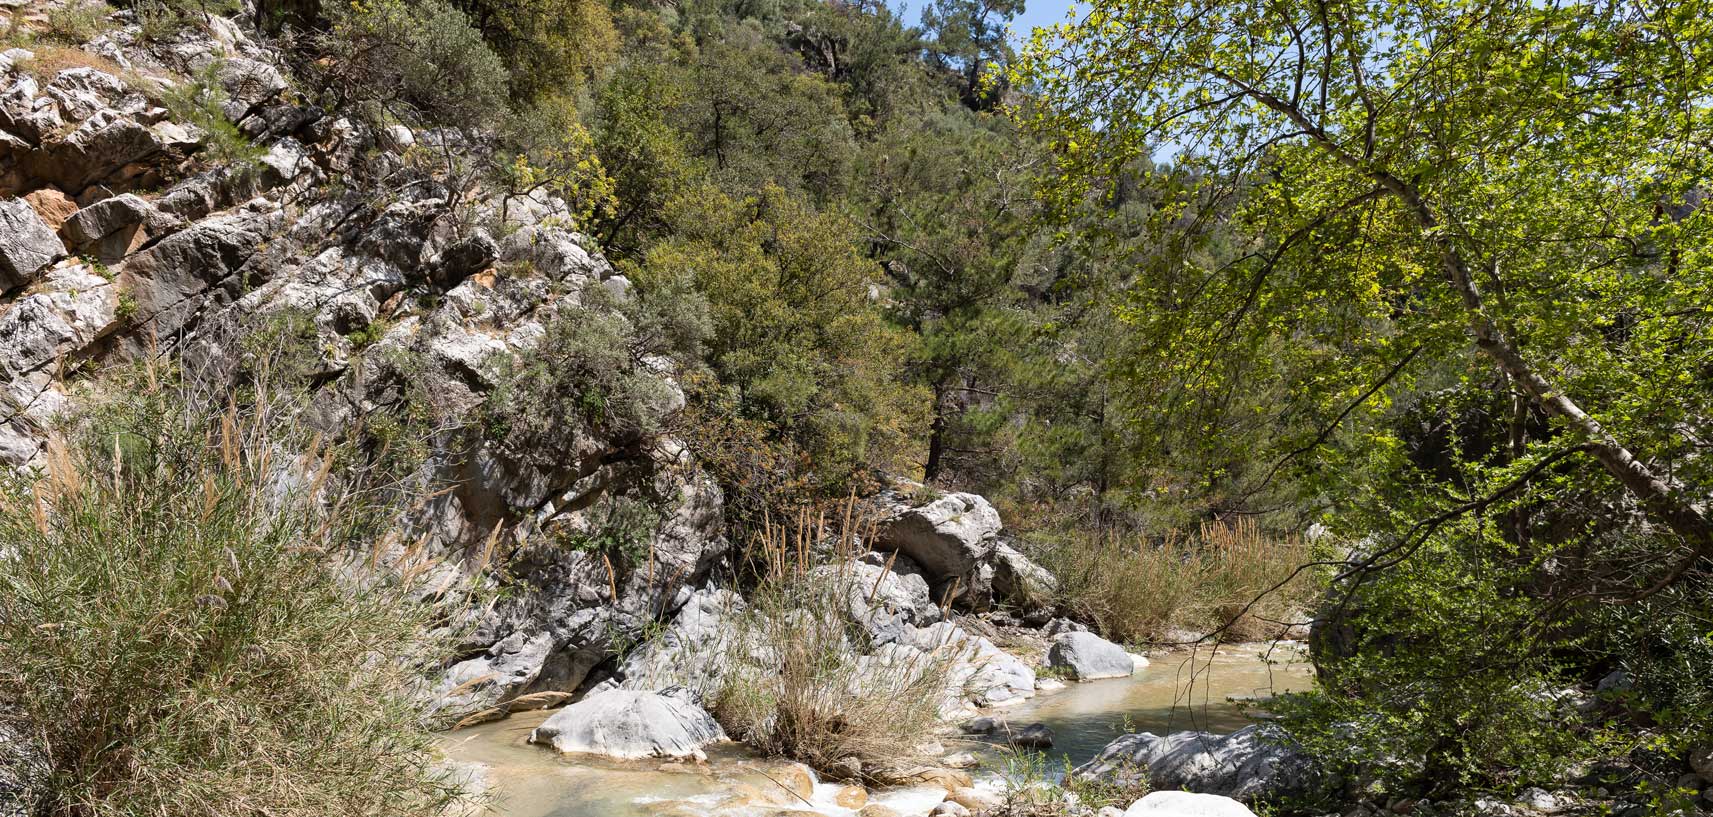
[0,370,462,817]
[42,0,112,44]
[447,0,618,101]
[484,281,708,470]
[1015,0,1713,797]
[635,183,928,485]
[921,0,1021,108]
[495,95,618,227]
[155,63,262,166]
[318,0,509,128]
[585,26,698,254]
[553,494,663,561]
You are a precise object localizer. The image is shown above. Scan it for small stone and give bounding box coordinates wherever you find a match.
[857,806,902,817]
[1097,808,1124,817]
[834,786,868,808]
[1009,722,1053,750]
[931,802,971,817]
[948,786,1001,811]
[830,755,862,780]
[942,752,979,769]
[960,715,1006,735]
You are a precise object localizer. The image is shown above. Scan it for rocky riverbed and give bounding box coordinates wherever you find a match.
[440,643,1316,817]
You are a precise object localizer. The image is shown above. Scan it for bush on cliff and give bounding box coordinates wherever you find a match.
[0,372,462,817]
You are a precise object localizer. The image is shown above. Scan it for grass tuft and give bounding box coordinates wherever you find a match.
[1029,517,1319,644]
[0,366,466,817]
[707,499,958,783]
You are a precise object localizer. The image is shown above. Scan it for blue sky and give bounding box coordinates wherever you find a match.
[1008,0,1080,41]
[901,0,1083,43]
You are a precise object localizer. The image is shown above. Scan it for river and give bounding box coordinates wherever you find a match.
[439,642,1314,817]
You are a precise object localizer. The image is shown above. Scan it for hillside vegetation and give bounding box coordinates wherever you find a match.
[0,0,1710,814]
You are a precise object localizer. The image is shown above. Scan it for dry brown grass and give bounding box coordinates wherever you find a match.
[1030,517,1318,645]
[13,44,128,80]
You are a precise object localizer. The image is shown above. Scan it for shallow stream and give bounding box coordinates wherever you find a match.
[439,642,1314,817]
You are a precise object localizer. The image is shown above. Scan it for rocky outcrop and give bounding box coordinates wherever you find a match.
[1047,631,1135,681]
[609,587,748,699]
[1075,725,1313,802]
[1124,791,1257,817]
[529,690,726,759]
[0,22,732,727]
[0,198,63,290]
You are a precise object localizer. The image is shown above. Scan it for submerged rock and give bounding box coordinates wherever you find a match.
[1124,791,1256,817]
[1075,724,1311,802]
[1048,631,1135,680]
[529,690,726,759]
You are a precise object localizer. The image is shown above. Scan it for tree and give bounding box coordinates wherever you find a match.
[921,0,1022,109]
[448,0,619,101]
[1015,0,1713,792]
[634,183,929,484]
[856,108,1034,482]
[1016,0,1713,601]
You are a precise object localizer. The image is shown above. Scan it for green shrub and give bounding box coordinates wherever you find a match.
[0,370,464,817]
[448,0,619,102]
[483,280,708,468]
[318,0,509,128]
[154,62,264,166]
[43,0,112,44]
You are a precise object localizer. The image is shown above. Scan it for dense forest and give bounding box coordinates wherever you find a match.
[0,0,1710,815]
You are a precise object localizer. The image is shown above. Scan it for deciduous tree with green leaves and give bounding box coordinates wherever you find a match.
[1016,0,1713,794]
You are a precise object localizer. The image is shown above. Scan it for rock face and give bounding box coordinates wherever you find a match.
[0,720,45,817]
[0,198,63,289]
[1123,791,1257,817]
[1048,631,1135,680]
[529,691,726,759]
[1075,725,1312,802]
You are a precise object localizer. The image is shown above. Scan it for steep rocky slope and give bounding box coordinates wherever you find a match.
[0,4,735,724]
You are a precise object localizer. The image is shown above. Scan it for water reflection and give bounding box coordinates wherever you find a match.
[978,642,1314,770]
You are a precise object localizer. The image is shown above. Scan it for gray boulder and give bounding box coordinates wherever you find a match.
[1048,631,1134,681]
[1010,722,1054,749]
[529,690,725,759]
[1123,791,1256,817]
[901,621,1035,708]
[61,193,180,258]
[877,491,1002,601]
[0,199,64,289]
[613,587,747,700]
[1074,725,1311,802]
[812,554,941,644]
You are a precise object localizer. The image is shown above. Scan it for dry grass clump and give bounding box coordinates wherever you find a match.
[708,500,955,782]
[0,371,465,817]
[1031,517,1318,645]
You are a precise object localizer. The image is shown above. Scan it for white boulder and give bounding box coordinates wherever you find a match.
[1123,791,1256,817]
[529,690,725,759]
[1048,631,1135,680]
